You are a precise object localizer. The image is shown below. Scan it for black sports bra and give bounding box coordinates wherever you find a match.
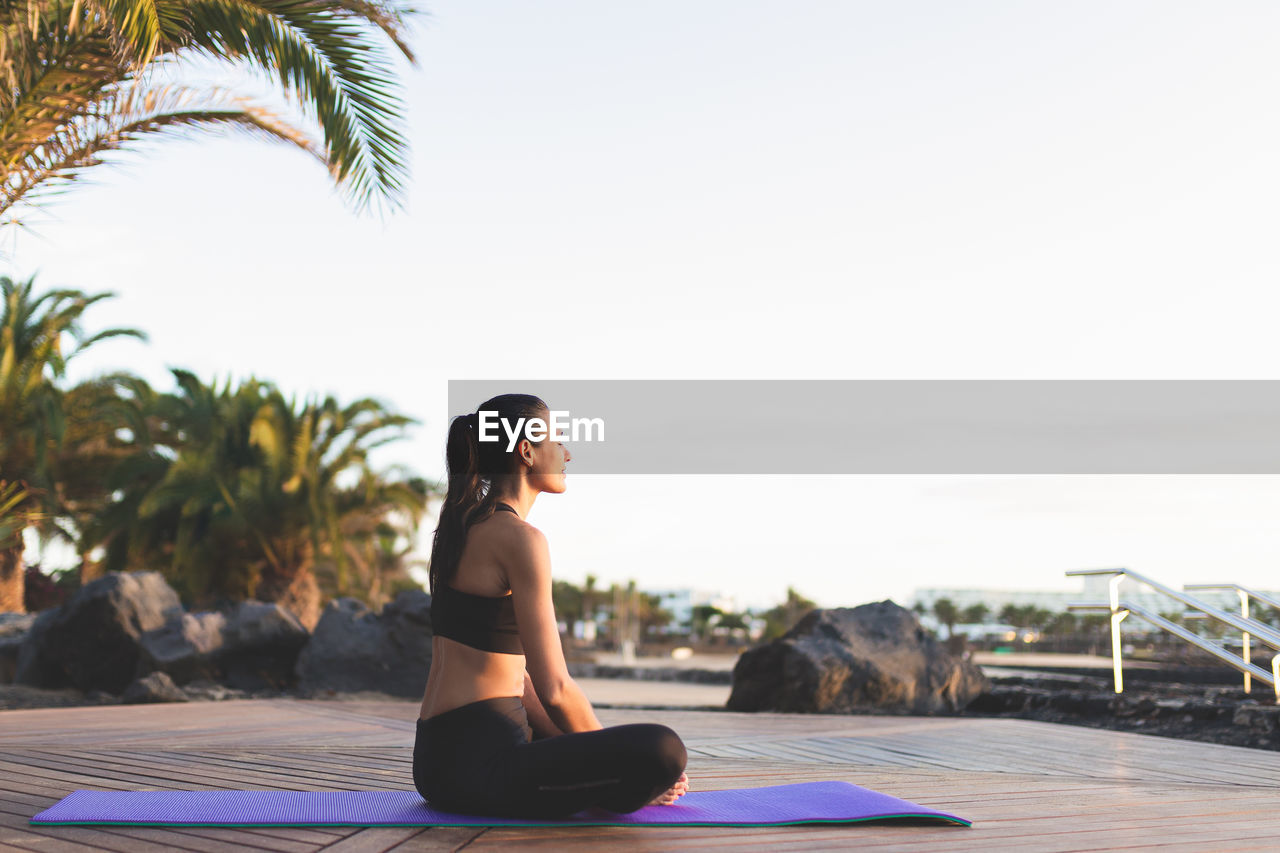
[430,503,524,655]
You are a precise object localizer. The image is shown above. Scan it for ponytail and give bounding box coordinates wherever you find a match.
[428,395,548,593]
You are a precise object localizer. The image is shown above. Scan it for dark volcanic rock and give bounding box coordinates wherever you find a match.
[0,684,114,710]
[1233,704,1280,735]
[15,572,182,693]
[122,671,189,704]
[966,673,1280,750]
[295,590,433,697]
[138,601,309,689]
[138,611,227,684]
[181,679,249,702]
[568,663,732,684]
[218,602,309,690]
[0,612,36,683]
[967,685,1115,716]
[727,600,990,715]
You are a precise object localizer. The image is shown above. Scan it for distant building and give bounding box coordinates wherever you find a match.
[647,588,739,633]
[912,575,1276,636]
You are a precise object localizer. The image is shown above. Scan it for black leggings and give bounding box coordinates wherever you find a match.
[413,696,687,819]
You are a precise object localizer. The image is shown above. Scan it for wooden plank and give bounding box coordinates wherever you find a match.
[7,749,404,795]
[384,828,487,852]
[79,826,317,853]
[0,822,115,853]
[117,750,410,788]
[4,698,1280,851]
[149,826,331,853]
[0,811,176,853]
[315,828,427,852]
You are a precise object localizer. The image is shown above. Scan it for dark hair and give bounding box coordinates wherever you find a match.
[428,393,549,594]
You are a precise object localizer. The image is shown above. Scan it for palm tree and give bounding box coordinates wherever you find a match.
[1047,611,1078,636]
[637,592,672,637]
[0,481,26,542]
[999,603,1030,628]
[0,481,35,607]
[83,369,430,626]
[551,579,582,638]
[316,463,432,610]
[0,276,145,612]
[761,586,817,639]
[0,0,420,220]
[932,598,959,638]
[690,604,723,643]
[0,480,29,610]
[582,573,598,625]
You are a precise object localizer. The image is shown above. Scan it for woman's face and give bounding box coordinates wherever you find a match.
[522,409,571,493]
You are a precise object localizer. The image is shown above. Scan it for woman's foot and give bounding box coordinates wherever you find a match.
[649,772,689,806]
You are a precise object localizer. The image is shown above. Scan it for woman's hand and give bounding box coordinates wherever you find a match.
[649,772,689,806]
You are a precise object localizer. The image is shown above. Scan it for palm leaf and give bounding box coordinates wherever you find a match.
[4,82,326,211]
[88,0,163,66]
[2,0,418,216]
[164,0,413,212]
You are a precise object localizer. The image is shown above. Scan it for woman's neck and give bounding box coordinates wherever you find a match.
[492,484,538,519]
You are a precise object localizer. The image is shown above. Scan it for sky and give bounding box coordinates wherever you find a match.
[9,1,1280,612]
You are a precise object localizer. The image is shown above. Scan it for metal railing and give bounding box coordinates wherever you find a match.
[1183,584,1280,694]
[1065,568,1280,700]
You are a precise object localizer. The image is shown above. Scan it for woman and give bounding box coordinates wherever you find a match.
[414,393,689,818]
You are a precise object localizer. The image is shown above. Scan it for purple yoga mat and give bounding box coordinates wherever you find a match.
[30,781,969,827]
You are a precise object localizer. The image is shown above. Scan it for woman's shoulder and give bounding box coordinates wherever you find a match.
[473,508,545,551]
[485,518,550,582]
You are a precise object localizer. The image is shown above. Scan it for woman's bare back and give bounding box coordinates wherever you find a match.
[419,510,528,720]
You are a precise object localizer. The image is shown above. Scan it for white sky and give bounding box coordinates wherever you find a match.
[10,1,1280,611]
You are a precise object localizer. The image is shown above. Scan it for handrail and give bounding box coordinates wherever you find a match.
[1182,583,1280,693]
[1066,569,1280,648]
[1068,601,1278,698]
[1184,583,1280,612]
[1065,568,1280,700]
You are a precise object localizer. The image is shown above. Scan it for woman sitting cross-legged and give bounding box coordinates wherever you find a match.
[413,393,689,819]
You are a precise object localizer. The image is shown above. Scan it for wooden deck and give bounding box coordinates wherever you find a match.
[1,696,1278,851]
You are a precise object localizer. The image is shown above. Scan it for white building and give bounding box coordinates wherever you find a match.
[647,588,739,632]
[912,574,1276,636]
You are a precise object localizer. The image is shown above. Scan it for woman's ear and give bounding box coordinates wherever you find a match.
[519,438,535,468]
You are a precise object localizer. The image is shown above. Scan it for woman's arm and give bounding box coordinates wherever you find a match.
[522,669,565,739]
[506,525,603,733]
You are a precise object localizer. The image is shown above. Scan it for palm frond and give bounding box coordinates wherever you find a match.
[326,0,419,63]
[171,0,413,213]
[87,0,163,66]
[4,81,325,213]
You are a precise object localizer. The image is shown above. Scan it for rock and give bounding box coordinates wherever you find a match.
[0,612,36,683]
[568,663,732,685]
[1049,692,1098,716]
[1232,705,1280,734]
[1182,701,1228,723]
[181,679,248,702]
[15,572,182,693]
[0,683,96,710]
[138,611,227,684]
[727,600,990,715]
[1153,698,1188,719]
[295,590,433,697]
[966,687,1024,714]
[217,601,309,691]
[257,571,322,632]
[137,600,310,690]
[122,671,189,704]
[1116,696,1158,718]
